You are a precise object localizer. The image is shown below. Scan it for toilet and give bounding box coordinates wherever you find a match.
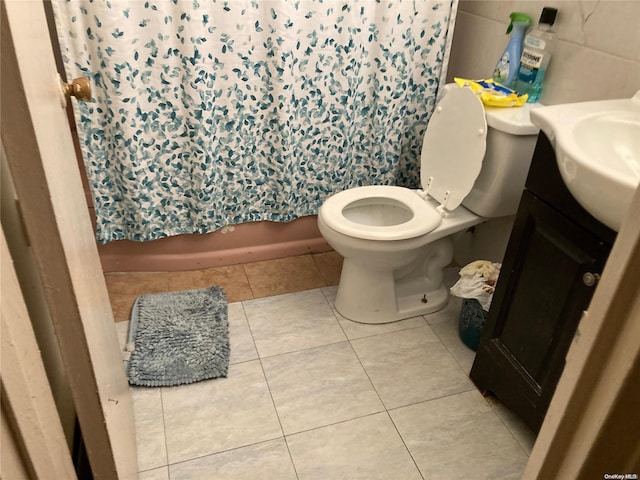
[318,84,539,323]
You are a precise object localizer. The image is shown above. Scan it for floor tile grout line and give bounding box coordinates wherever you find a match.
[384,386,479,415]
[310,251,342,287]
[226,304,444,477]
[246,285,329,302]
[347,328,477,412]
[427,319,532,452]
[341,346,431,477]
[239,301,301,479]
[486,399,536,457]
[137,465,169,476]
[158,435,286,472]
[153,399,479,478]
[385,410,426,480]
[105,252,343,319]
[345,331,391,418]
[283,410,389,438]
[152,380,481,474]
[241,253,328,299]
[425,319,476,378]
[147,297,267,473]
[239,291,347,359]
[242,288,391,475]
[426,308,478,373]
[247,331,481,432]
[383,387,535,470]
[158,387,170,474]
[122,264,529,476]
[254,338,352,362]
[256,357,301,480]
[240,264,258,300]
[324,290,476,417]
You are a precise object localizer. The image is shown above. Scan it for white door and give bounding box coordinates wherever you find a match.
[1,2,137,478]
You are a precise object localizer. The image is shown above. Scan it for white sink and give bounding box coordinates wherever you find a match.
[531,92,640,231]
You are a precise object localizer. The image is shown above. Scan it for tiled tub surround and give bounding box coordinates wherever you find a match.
[104,252,343,321]
[108,254,536,479]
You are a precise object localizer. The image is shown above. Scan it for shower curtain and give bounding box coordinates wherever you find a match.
[53,0,458,243]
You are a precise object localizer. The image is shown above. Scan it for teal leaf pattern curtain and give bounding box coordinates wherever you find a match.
[53,0,458,243]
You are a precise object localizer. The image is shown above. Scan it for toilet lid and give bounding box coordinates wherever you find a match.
[420,87,487,211]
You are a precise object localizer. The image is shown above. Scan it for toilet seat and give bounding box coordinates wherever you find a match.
[319,185,442,241]
[319,86,488,243]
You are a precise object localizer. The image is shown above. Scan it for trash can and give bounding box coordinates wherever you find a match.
[450,260,500,351]
[458,298,488,351]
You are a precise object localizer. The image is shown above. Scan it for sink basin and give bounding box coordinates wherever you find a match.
[530,92,640,231]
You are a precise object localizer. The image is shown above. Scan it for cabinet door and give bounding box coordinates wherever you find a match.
[469,191,610,432]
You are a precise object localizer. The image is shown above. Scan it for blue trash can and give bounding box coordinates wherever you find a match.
[458,298,488,351]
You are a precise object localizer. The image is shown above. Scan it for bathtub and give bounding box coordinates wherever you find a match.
[70,107,331,273]
[97,216,332,272]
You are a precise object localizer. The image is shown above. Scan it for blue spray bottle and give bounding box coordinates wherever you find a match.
[492,12,532,88]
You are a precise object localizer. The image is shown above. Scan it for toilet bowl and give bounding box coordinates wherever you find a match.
[318,84,539,323]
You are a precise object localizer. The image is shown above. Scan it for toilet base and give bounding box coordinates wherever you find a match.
[334,238,453,324]
[335,280,449,324]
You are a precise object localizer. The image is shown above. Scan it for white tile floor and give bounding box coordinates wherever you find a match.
[116,271,536,479]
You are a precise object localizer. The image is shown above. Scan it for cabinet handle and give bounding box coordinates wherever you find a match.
[583,272,601,287]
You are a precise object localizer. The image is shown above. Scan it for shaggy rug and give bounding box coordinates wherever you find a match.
[125,286,229,387]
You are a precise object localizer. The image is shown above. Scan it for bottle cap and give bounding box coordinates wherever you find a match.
[506,12,532,33]
[539,7,558,26]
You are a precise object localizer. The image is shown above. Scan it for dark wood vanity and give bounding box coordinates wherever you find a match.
[470,133,617,432]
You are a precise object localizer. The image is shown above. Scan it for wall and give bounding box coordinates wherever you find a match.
[447,0,639,265]
[447,0,640,105]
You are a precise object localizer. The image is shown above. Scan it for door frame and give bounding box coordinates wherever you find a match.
[1,228,77,479]
[1,1,137,478]
[2,0,637,477]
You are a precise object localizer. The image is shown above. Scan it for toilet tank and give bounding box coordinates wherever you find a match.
[462,101,540,218]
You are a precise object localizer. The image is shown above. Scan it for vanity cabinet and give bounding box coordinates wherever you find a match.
[469,133,616,432]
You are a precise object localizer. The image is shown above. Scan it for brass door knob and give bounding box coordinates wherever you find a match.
[58,74,91,106]
[62,76,91,101]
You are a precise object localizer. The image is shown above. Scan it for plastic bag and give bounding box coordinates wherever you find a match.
[450,260,501,311]
[453,77,528,107]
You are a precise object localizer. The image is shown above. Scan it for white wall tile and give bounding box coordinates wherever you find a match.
[448,12,507,81]
[541,40,640,104]
[449,1,640,105]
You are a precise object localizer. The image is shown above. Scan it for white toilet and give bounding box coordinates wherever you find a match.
[318,84,539,323]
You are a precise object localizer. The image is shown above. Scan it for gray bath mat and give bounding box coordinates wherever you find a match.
[125,286,229,387]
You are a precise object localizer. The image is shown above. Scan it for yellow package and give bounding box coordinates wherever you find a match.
[454,78,528,107]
